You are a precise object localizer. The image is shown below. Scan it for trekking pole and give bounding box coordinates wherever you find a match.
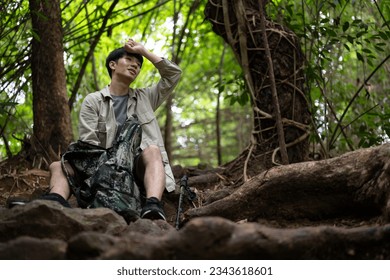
[175,175,196,230]
[175,175,187,230]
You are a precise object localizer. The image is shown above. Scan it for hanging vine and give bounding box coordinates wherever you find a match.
[205,0,311,182]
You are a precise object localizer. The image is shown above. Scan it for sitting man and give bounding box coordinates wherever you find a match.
[43,39,182,220]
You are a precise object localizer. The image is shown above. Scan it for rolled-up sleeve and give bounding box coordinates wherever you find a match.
[148,58,182,110]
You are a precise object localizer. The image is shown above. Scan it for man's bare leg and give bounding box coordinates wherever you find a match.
[136,145,165,199]
[136,145,166,220]
[48,161,71,199]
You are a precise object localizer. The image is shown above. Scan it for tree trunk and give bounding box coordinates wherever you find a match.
[185,143,390,223]
[164,95,174,162]
[205,0,311,181]
[29,0,73,167]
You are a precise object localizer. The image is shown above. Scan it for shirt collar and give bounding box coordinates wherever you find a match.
[101,85,137,100]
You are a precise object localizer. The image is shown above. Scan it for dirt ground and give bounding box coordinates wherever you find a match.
[0,156,50,207]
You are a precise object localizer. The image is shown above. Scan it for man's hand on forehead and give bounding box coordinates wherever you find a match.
[124,38,144,55]
[126,38,135,47]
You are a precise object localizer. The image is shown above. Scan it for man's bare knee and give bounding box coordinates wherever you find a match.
[49,161,74,176]
[143,145,162,160]
[49,161,61,173]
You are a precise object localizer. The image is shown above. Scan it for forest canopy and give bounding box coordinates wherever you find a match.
[0,0,389,168]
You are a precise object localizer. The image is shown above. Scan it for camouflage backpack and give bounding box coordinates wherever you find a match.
[61,115,143,223]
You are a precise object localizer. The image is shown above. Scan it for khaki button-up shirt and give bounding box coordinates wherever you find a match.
[78,58,182,192]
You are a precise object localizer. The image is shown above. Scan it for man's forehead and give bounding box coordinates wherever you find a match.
[123,54,141,63]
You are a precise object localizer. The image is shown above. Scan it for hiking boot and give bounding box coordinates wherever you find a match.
[6,197,29,208]
[140,197,166,221]
[39,193,71,208]
[6,193,71,208]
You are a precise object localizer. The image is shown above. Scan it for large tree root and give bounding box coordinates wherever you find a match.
[185,144,390,223]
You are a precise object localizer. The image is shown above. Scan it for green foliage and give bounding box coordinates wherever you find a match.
[268,0,390,157]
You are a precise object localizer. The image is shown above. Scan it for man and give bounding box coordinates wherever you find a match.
[45,39,182,220]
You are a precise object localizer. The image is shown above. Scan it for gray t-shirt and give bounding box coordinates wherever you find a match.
[111,94,128,138]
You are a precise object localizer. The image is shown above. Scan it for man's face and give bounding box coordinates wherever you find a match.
[111,55,141,83]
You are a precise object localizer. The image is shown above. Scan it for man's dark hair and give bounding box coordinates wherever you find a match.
[105,47,144,78]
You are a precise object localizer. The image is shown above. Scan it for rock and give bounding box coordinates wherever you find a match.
[67,231,120,259]
[0,236,66,260]
[0,195,389,260]
[171,217,390,259]
[124,218,176,236]
[0,200,128,242]
[99,230,180,259]
[99,217,390,259]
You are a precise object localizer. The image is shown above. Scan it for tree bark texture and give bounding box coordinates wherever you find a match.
[185,143,390,223]
[29,0,73,165]
[205,0,311,178]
